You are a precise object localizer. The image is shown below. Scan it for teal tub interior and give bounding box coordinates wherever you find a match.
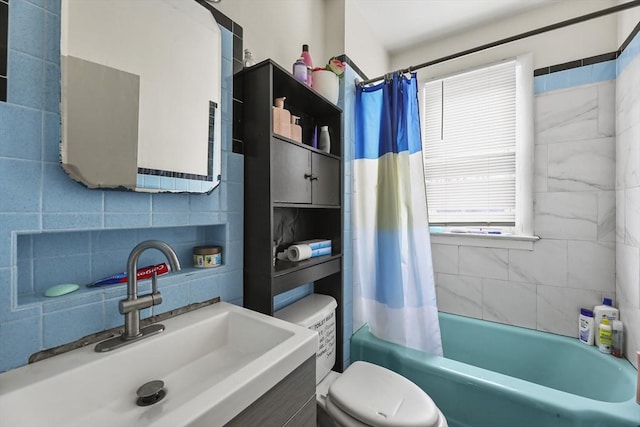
[351,312,640,427]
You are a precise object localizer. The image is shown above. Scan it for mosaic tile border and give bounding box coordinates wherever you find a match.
[0,0,8,101]
[136,100,219,192]
[533,20,640,94]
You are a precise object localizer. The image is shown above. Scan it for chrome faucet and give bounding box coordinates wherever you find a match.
[95,240,181,352]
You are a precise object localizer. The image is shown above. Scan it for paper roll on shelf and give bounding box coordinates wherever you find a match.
[287,244,313,261]
[286,244,332,261]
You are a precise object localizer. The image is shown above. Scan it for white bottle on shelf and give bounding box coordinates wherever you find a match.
[318,126,330,153]
[612,320,624,358]
[272,97,291,139]
[593,298,619,348]
[578,308,594,345]
[598,317,612,354]
[290,115,302,143]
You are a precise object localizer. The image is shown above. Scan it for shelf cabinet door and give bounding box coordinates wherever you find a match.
[272,138,340,206]
[311,153,340,206]
[271,138,312,204]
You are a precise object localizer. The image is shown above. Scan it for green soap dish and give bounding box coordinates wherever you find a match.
[44,283,80,297]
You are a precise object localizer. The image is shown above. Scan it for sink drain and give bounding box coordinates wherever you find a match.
[136,380,167,407]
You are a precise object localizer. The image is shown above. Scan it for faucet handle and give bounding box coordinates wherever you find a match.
[152,271,158,294]
[150,271,163,306]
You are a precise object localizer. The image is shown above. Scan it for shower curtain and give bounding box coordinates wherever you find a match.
[353,72,442,356]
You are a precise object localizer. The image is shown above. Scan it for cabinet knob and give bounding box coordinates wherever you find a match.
[304,173,319,181]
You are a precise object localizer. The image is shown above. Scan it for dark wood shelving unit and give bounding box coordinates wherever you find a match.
[237,59,344,372]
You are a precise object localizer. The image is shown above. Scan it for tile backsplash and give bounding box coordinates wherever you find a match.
[16,225,226,303]
[0,0,244,372]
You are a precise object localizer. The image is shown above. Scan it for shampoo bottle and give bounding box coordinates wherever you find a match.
[301,44,313,86]
[312,126,318,149]
[293,58,307,83]
[272,97,291,139]
[598,317,612,354]
[243,49,255,68]
[318,126,330,153]
[578,308,594,345]
[290,115,302,143]
[593,298,619,347]
[612,320,624,358]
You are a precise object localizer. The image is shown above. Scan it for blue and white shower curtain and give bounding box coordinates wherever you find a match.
[353,72,442,356]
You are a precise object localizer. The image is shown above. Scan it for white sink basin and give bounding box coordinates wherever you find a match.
[0,302,317,427]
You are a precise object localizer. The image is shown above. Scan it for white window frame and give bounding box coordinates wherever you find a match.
[422,54,536,248]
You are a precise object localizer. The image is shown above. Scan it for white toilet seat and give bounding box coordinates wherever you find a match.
[275,295,447,427]
[325,361,447,427]
[326,394,371,427]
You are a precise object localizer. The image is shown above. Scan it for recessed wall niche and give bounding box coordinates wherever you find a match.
[16,225,226,306]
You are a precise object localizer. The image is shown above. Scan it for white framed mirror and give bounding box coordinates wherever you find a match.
[60,0,222,193]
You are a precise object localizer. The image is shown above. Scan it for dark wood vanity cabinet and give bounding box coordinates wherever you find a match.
[225,356,316,427]
[237,59,344,373]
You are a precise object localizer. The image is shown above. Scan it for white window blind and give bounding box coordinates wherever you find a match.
[423,60,516,226]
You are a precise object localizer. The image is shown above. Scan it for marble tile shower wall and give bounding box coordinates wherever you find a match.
[616,31,640,367]
[434,59,620,338]
[0,0,243,372]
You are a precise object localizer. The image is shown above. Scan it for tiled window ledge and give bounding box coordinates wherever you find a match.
[430,232,539,250]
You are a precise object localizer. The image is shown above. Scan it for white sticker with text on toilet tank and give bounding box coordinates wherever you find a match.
[311,311,335,363]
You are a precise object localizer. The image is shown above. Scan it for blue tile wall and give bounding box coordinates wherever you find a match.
[16,225,226,302]
[0,0,243,372]
[340,65,357,369]
[618,29,640,76]
[273,283,315,312]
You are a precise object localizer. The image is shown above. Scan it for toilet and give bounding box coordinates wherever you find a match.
[275,294,448,427]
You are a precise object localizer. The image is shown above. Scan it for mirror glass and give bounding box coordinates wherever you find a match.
[60,0,222,193]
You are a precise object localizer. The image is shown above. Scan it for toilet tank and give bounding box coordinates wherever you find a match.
[275,294,337,384]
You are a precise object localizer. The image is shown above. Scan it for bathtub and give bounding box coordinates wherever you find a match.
[350,312,640,427]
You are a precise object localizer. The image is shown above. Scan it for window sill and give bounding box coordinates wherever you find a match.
[430,232,539,250]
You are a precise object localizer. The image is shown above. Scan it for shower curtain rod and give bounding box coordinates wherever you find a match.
[359,0,640,86]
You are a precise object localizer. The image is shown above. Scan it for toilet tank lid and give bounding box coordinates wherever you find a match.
[328,361,441,427]
[274,293,337,327]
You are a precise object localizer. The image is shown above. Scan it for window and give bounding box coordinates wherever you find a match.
[422,56,533,235]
